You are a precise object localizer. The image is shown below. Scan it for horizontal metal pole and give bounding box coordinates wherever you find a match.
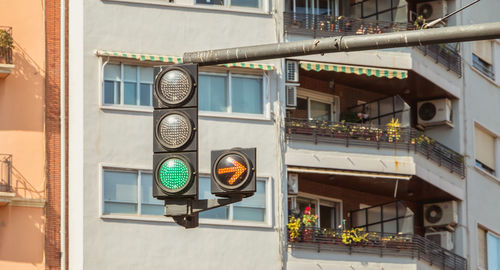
[183,22,500,66]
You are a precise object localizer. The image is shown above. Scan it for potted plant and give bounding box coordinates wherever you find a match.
[0,29,14,62]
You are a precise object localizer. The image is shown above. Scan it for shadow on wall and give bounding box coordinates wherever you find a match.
[0,206,44,265]
[0,40,45,132]
[11,165,44,199]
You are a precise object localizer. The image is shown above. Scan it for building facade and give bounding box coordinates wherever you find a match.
[0,1,66,269]
[67,0,500,269]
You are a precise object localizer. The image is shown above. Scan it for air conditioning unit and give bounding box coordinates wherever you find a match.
[286,60,299,83]
[425,231,454,250]
[417,98,453,127]
[416,0,448,22]
[286,85,297,107]
[423,201,458,228]
[288,173,299,195]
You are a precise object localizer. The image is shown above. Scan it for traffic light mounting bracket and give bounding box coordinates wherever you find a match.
[164,196,244,228]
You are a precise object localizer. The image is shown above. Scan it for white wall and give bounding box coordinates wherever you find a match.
[79,0,285,269]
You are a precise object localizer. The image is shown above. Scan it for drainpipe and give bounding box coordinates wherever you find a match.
[60,0,66,269]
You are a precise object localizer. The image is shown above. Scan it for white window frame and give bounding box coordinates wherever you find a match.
[291,191,343,229]
[197,175,273,228]
[194,0,263,10]
[100,61,154,113]
[100,166,164,217]
[478,225,500,270]
[99,164,273,228]
[198,70,271,121]
[297,87,339,122]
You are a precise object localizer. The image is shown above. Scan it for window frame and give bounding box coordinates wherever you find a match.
[478,225,500,270]
[194,0,262,10]
[289,192,343,229]
[198,70,270,120]
[297,87,339,122]
[197,175,273,227]
[101,61,154,111]
[100,166,164,217]
[473,121,498,179]
[99,164,273,228]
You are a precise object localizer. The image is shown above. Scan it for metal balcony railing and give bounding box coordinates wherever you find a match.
[0,26,13,64]
[285,118,465,177]
[416,44,462,76]
[284,12,415,37]
[0,154,12,192]
[288,228,467,270]
[284,12,462,76]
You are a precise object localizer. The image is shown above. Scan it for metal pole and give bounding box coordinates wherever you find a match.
[183,22,500,66]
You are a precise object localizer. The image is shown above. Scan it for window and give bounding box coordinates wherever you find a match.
[473,40,495,80]
[350,201,414,234]
[102,169,164,216]
[289,196,341,229]
[196,0,260,8]
[199,72,264,115]
[474,124,497,175]
[103,63,153,107]
[478,227,500,270]
[288,89,338,121]
[198,176,268,223]
[350,0,408,22]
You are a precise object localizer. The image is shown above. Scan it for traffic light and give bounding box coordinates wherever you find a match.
[211,148,256,197]
[153,64,198,199]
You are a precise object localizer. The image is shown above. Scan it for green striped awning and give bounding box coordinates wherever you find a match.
[96,50,274,71]
[300,61,408,79]
[97,50,183,64]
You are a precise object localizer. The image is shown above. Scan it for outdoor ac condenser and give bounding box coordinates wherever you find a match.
[425,231,454,250]
[417,98,453,127]
[416,0,448,22]
[423,201,458,228]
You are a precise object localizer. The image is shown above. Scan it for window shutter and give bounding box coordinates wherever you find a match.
[475,126,496,170]
[473,41,493,65]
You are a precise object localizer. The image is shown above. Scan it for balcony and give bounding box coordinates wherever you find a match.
[0,26,14,79]
[283,12,462,76]
[0,154,14,206]
[286,118,465,178]
[288,227,467,270]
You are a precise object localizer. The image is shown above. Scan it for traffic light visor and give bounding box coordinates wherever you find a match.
[157,68,193,105]
[157,157,192,193]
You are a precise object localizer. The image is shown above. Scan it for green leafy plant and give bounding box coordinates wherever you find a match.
[0,29,14,59]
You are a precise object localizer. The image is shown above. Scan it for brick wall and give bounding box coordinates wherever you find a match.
[44,0,68,269]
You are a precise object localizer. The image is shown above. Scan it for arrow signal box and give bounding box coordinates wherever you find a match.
[211,148,256,197]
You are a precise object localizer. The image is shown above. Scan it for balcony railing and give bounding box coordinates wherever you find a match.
[0,154,12,192]
[416,44,462,76]
[285,118,465,177]
[284,12,415,37]
[288,227,467,270]
[284,12,462,76]
[0,26,13,64]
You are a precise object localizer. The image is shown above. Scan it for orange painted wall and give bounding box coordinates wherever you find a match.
[0,1,46,270]
[0,0,46,200]
[0,206,45,270]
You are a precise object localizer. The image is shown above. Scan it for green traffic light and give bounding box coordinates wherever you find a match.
[158,158,190,192]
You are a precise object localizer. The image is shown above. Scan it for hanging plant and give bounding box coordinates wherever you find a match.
[0,29,14,59]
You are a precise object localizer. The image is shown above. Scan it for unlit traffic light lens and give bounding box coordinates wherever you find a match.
[158,158,191,192]
[158,69,192,105]
[158,113,193,149]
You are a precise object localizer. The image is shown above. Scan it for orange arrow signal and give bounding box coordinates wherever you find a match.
[217,157,247,185]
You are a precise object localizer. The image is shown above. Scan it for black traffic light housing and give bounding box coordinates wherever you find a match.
[152,64,199,199]
[211,148,256,198]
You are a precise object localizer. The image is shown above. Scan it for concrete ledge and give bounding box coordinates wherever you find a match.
[0,63,15,78]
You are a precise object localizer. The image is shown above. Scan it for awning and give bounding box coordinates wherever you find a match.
[300,61,408,79]
[96,50,274,71]
[287,166,412,180]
